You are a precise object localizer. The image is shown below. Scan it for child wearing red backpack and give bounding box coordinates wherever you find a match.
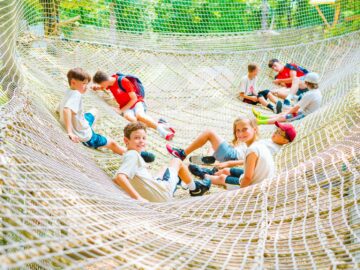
[268,59,309,111]
[92,71,175,141]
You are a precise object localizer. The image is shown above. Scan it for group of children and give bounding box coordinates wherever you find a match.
[59,58,322,203]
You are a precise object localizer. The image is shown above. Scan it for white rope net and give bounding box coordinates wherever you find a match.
[0,0,360,269]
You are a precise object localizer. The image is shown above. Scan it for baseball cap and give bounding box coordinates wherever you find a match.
[275,121,296,142]
[304,72,320,84]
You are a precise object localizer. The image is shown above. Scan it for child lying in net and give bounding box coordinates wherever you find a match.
[188,121,296,188]
[92,70,175,141]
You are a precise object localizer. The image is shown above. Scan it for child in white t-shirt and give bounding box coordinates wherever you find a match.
[238,64,280,113]
[113,122,211,202]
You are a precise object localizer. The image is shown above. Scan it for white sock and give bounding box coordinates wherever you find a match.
[157,124,169,138]
[188,180,196,191]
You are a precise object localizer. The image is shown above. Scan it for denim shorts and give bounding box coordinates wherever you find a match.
[213,141,238,162]
[225,168,244,185]
[82,113,107,149]
[285,111,305,122]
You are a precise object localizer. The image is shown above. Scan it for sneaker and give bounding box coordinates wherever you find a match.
[189,179,211,197]
[140,151,155,163]
[166,144,186,160]
[276,100,283,114]
[189,155,216,165]
[188,164,215,179]
[158,118,176,134]
[165,132,175,141]
[252,107,261,118]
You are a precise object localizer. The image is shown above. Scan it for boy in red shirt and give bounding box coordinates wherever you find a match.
[92,71,175,141]
[268,59,309,109]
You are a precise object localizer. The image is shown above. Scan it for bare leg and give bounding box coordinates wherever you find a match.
[264,115,287,125]
[206,174,227,187]
[124,113,137,123]
[271,87,289,99]
[184,129,223,156]
[100,138,126,155]
[136,113,158,130]
[215,168,231,176]
[167,158,193,185]
[267,92,278,104]
[258,96,270,107]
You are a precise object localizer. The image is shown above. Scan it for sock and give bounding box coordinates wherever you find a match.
[284,98,291,106]
[267,104,274,111]
[157,124,169,137]
[257,118,269,125]
[252,107,261,118]
[256,114,269,120]
[188,180,196,191]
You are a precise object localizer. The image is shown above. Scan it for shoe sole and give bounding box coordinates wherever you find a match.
[166,144,185,160]
[189,155,216,165]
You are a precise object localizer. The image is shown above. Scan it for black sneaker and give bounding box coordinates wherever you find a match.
[140,151,155,163]
[189,155,216,165]
[189,179,211,197]
[188,164,216,179]
[276,100,283,114]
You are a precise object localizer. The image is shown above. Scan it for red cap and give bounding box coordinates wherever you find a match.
[275,121,296,142]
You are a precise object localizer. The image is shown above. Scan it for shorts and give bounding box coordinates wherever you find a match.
[225,168,244,185]
[124,102,146,119]
[156,167,179,196]
[285,111,305,122]
[296,88,308,101]
[82,113,108,149]
[257,89,270,99]
[213,141,238,162]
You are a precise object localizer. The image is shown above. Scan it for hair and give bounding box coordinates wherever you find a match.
[268,58,280,68]
[67,68,91,86]
[248,63,258,73]
[232,116,259,146]
[124,122,147,139]
[93,71,110,84]
[305,81,319,89]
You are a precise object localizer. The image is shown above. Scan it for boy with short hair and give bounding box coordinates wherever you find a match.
[113,122,211,202]
[239,63,280,113]
[253,72,322,125]
[92,71,175,141]
[268,58,309,108]
[59,68,154,162]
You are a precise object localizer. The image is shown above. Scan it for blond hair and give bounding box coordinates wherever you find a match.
[232,116,259,146]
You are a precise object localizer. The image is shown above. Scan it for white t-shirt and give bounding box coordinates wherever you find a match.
[234,143,247,160]
[59,89,92,142]
[240,141,275,185]
[116,150,173,202]
[259,139,282,156]
[297,89,322,116]
[239,75,258,96]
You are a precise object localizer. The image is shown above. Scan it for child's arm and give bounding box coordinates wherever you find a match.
[119,92,137,113]
[286,104,300,115]
[63,108,80,143]
[274,70,297,85]
[240,153,257,188]
[216,160,244,169]
[114,174,148,202]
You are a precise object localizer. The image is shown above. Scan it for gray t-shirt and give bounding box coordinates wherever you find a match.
[240,141,275,185]
[59,89,92,142]
[116,150,173,202]
[297,89,322,116]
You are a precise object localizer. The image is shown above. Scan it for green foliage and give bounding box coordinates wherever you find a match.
[22,0,360,35]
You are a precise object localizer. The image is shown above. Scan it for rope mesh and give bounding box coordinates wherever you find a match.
[1,0,360,269]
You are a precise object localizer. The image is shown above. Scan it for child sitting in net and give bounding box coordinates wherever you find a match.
[113,122,211,202]
[253,72,322,125]
[238,63,281,113]
[188,121,296,188]
[58,68,154,162]
[92,71,175,141]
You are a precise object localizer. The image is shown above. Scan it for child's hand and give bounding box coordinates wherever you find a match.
[239,92,245,98]
[215,162,228,169]
[67,133,80,143]
[91,85,102,91]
